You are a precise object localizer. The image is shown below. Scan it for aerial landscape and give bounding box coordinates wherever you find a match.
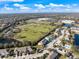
[0,0,79,59]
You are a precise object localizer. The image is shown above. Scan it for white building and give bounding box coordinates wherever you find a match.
[64,44,71,50]
[37,18,50,21]
[71,26,79,33]
[61,20,75,24]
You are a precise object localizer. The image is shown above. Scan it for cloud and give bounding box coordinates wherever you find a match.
[48,3,65,7]
[0,3,31,13]
[0,0,24,2]
[20,6,30,10]
[63,4,71,8]
[33,3,79,13]
[2,6,13,10]
[72,4,78,6]
[34,3,73,10]
[65,8,71,11]
[34,4,45,9]
[47,3,74,9]
[34,3,69,12]
[14,3,31,10]
[0,3,79,13]
[14,3,23,7]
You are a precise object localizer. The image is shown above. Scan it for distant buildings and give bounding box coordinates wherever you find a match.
[27,18,57,23]
[38,18,57,22]
[59,20,75,24]
[71,26,79,30]
[58,20,75,28]
[70,23,79,33]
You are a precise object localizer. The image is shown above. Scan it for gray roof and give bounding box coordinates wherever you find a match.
[50,51,58,59]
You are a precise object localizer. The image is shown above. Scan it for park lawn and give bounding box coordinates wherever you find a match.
[14,22,55,43]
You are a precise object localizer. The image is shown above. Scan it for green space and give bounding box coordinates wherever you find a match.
[72,45,79,57]
[14,22,56,43]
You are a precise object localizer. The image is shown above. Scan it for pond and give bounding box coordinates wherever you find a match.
[0,37,22,48]
[74,34,79,46]
[0,38,16,44]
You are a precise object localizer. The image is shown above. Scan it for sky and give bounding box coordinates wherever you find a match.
[0,0,79,13]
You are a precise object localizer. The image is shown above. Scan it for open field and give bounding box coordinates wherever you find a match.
[14,22,55,43]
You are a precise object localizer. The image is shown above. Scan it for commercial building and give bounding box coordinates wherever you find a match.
[61,20,75,24]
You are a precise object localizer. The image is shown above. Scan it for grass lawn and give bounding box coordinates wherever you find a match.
[14,22,56,43]
[59,55,66,59]
[71,45,79,57]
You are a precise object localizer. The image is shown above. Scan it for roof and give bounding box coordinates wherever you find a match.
[61,20,75,24]
[50,51,58,59]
